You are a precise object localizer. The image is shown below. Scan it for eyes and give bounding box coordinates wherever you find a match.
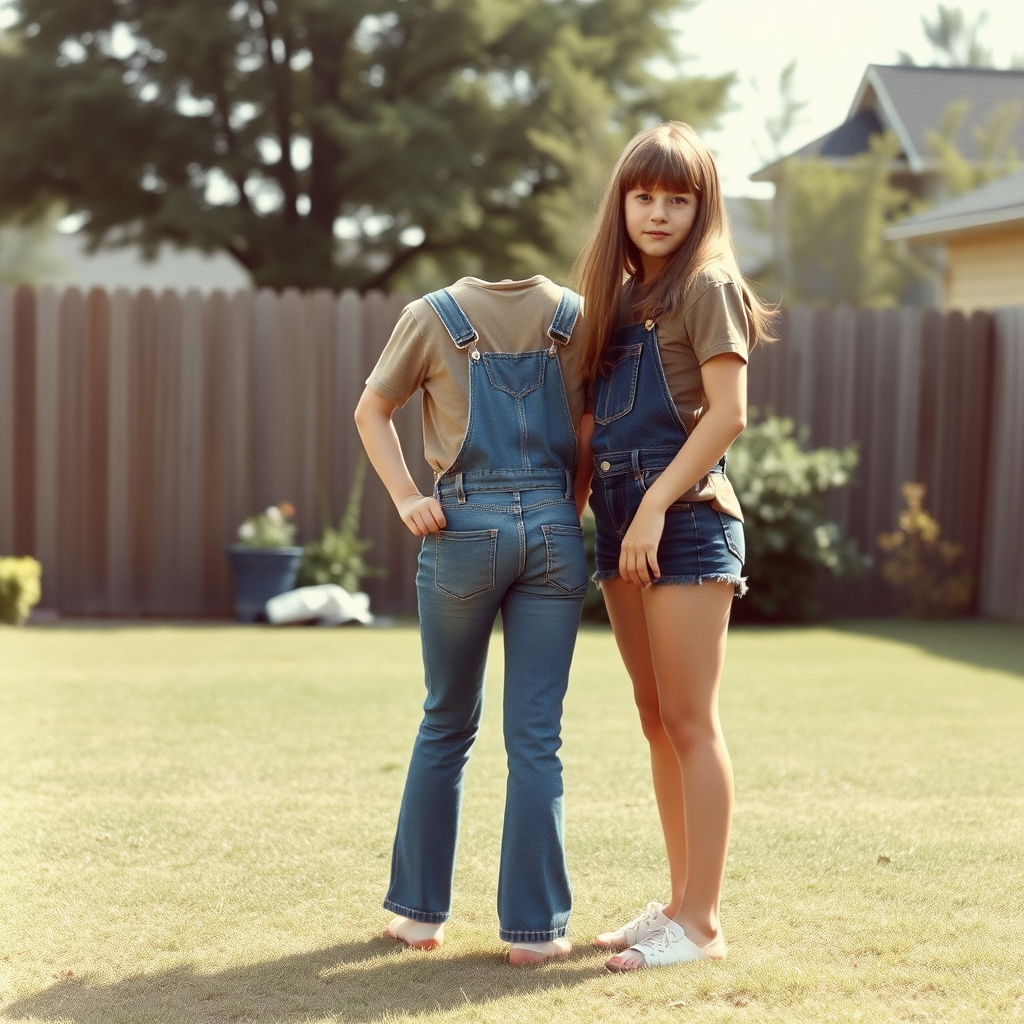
[631,190,693,205]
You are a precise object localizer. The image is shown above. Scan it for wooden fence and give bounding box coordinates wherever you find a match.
[1,285,1022,621]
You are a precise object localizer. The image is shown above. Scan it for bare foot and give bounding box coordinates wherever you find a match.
[605,946,648,971]
[509,938,571,966]
[385,916,444,951]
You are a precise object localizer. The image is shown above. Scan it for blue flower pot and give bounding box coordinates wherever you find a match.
[226,545,304,623]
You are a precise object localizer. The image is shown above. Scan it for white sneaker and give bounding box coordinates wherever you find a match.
[593,902,672,950]
[607,919,709,971]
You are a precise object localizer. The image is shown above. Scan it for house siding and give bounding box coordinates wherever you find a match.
[945,226,1024,312]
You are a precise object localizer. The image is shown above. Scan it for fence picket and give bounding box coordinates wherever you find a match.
[0,287,13,556]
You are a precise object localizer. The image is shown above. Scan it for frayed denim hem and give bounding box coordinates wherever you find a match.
[499,925,569,942]
[594,570,748,598]
[383,898,448,924]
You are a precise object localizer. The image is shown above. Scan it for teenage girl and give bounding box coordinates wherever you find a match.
[574,122,773,970]
[354,277,590,965]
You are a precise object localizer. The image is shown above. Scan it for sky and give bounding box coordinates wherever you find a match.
[677,0,1024,197]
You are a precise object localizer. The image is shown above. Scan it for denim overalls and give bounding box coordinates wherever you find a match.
[590,319,746,592]
[384,287,588,943]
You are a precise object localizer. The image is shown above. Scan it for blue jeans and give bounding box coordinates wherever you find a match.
[384,485,587,941]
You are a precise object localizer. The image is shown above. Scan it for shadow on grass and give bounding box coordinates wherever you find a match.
[832,619,1024,679]
[2,937,610,1024]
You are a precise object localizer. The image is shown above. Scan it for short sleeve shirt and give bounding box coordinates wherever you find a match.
[619,264,752,519]
[367,276,588,476]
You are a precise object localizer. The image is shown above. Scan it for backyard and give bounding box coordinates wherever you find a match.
[1,621,1022,1024]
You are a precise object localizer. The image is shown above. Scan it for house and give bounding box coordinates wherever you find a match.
[885,169,1024,311]
[752,64,1024,201]
[751,65,1024,303]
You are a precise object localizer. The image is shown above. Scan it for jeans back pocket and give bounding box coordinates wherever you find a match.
[593,344,642,425]
[541,523,588,594]
[434,529,498,599]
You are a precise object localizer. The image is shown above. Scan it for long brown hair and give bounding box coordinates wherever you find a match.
[573,121,775,380]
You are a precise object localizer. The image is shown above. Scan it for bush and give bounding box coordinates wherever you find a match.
[299,456,384,593]
[728,414,868,622]
[0,557,42,625]
[877,482,973,617]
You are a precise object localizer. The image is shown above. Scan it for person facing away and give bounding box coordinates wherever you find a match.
[572,121,775,971]
[354,276,591,966]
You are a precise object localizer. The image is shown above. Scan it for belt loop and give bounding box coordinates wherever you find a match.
[456,472,466,504]
[564,470,572,500]
[631,450,642,478]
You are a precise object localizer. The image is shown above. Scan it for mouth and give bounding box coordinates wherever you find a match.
[645,231,669,239]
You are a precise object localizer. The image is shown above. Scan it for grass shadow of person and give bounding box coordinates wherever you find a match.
[2,936,611,1024]
[831,619,1024,680]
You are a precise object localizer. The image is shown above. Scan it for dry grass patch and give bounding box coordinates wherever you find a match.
[0,620,1022,1023]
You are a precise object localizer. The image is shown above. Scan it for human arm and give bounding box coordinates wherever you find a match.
[353,386,446,536]
[575,412,595,518]
[617,353,746,586]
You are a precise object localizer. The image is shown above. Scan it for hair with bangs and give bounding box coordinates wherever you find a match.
[573,122,775,380]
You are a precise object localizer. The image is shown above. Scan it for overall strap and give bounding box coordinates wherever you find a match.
[547,287,581,345]
[423,289,478,348]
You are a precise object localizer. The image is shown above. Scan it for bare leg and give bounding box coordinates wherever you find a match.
[606,581,734,969]
[601,579,688,918]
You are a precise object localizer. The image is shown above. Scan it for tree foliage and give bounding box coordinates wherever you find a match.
[926,98,1022,197]
[728,415,867,623]
[0,0,731,291]
[781,133,925,306]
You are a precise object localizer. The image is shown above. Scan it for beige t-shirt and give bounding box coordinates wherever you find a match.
[618,265,751,520]
[367,276,587,476]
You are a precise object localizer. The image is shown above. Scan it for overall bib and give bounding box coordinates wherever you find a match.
[384,287,588,942]
[589,319,746,591]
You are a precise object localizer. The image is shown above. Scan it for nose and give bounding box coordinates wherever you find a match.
[650,200,669,223]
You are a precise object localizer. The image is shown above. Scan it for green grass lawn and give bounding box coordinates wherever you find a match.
[1,620,1022,1024]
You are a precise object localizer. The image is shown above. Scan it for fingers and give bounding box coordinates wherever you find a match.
[422,500,446,533]
[401,497,446,537]
[618,543,658,587]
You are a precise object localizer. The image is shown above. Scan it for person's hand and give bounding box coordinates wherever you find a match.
[397,494,447,536]
[618,499,664,587]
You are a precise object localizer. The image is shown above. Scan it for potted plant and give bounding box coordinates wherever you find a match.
[226,502,303,622]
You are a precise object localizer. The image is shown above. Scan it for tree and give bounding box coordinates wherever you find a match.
[781,133,925,306]
[898,3,1024,70]
[898,4,992,67]
[0,0,731,291]
[926,98,1022,197]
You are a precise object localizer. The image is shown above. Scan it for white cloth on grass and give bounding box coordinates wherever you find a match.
[266,584,373,626]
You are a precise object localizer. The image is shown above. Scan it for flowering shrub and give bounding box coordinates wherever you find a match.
[878,482,972,617]
[0,557,42,625]
[237,502,297,548]
[728,414,868,622]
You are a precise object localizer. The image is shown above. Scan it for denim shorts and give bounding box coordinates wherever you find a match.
[591,472,747,596]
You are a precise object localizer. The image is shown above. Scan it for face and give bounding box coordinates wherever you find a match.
[623,186,699,278]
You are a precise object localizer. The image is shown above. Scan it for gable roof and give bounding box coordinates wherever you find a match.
[854,65,1024,172]
[886,169,1024,241]
[752,64,1024,182]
